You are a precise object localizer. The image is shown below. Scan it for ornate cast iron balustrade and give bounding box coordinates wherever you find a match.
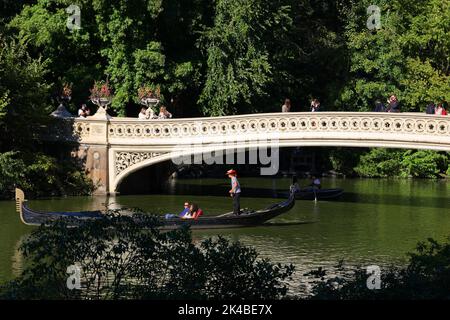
[68,112,450,144]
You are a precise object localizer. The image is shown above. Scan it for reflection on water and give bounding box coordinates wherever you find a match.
[11,236,26,279]
[0,178,449,292]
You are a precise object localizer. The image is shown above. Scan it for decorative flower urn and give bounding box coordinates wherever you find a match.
[138,85,161,117]
[140,97,160,108]
[90,81,113,120]
[51,84,74,118]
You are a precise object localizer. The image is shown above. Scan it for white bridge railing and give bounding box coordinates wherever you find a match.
[68,112,450,149]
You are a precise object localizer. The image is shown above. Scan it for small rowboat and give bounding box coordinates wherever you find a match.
[15,189,295,229]
[278,188,344,201]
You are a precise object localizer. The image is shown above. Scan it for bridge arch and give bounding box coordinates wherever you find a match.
[110,141,282,193]
[110,139,450,194]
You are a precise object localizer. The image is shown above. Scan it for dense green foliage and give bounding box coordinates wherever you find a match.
[0,152,93,198]
[338,0,450,111]
[0,36,49,150]
[7,0,210,116]
[325,147,450,178]
[0,35,93,198]
[0,0,449,198]
[328,148,364,176]
[0,1,35,30]
[198,0,281,115]
[6,0,449,115]
[4,0,345,116]
[309,237,450,299]
[0,211,294,299]
[353,148,449,178]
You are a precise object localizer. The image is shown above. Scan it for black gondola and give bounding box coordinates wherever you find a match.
[278,187,344,200]
[15,188,296,229]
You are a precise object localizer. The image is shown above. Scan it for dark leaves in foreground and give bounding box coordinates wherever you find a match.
[0,209,294,300]
[308,237,450,300]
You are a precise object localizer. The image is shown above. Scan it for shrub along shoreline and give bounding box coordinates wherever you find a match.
[329,148,450,179]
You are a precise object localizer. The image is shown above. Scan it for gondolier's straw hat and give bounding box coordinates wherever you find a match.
[226,169,237,176]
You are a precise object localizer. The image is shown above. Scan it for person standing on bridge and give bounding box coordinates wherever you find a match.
[158,106,172,119]
[443,101,449,114]
[78,104,90,118]
[310,99,320,112]
[138,107,148,120]
[227,169,241,215]
[386,95,400,113]
[373,99,385,112]
[281,98,291,112]
[435,103,447,116]
[425,102,436,115]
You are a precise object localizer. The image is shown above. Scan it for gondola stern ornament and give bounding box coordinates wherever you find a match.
[15,188,24,215]
[15,188,31,226]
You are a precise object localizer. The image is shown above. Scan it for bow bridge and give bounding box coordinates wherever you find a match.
[53,112,450,194]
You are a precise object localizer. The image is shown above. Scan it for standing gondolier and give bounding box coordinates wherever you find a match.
[227,169,241,215]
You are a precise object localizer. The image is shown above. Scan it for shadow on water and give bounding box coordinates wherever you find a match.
[340,192,450,210]
[165,182,284,198]
[261,221,318,227]
[166,182,450,209]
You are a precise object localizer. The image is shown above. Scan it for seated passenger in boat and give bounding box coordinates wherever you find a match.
[182,203,203,220]
[179,202,190,217]
[165,202,191,219]
[289,176,301,194]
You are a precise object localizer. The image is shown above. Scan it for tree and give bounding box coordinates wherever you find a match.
[337,0,450,111]
[354,148,403,178]
[400,150,448,179]
[9,0,347,116]
[353,148,449,178]
[9,0,208,116]
[0,35,93,198]
[328,147,365,176]
[9,0,106,111]
[0,36,50,151]
[198,0,279,115]
[198,0,347,115]
[0,0,35,30]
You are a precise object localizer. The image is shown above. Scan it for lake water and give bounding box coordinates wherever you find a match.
[0,177,449,294]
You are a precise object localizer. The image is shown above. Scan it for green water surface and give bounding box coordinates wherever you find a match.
[0,178,449,290]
